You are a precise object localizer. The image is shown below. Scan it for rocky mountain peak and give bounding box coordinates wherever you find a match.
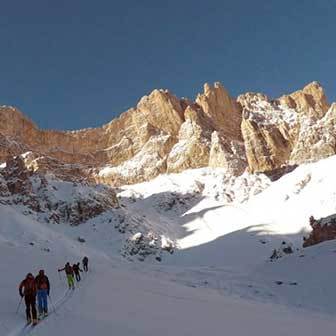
[136,88,185,135]
[279,81,329,119]
[0,106,37,140]
[0,81,335,186]
[196,81,242,140]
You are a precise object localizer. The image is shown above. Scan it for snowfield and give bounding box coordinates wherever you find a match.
[2,155,336,335]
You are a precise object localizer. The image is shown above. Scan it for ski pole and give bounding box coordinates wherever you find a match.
[16,297,23,314]
[49,295,58,315]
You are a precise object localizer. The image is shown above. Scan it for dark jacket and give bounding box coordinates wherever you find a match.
[82,257,88,265]
[35,274,50,293]
[19,275,37,297]
[59,263,74,276]
[72,264,82,274]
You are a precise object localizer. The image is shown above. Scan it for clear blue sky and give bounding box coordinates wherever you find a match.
[0,0,335,130]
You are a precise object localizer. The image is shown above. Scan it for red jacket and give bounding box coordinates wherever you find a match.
[19,276,37,297]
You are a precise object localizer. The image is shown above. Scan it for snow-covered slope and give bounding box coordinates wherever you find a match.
[115,155,336,315]
[1,202,336,336]
[119,155,336,253]
[2,155,336,335]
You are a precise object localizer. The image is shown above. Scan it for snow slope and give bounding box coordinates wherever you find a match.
[2,155,336,335]
[120,154,336,254]
[1,204,336,336]
[117,155,336,314]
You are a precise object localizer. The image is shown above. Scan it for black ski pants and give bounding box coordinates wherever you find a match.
[74,271,81,282]
[24,294,37,320]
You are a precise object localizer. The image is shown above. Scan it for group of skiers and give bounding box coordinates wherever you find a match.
[58,256,88,289]
[18,256,89,325]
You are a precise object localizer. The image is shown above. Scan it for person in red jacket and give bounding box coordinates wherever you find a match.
[19,273,38,325]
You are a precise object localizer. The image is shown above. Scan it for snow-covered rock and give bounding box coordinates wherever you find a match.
[121,231,175,262]
[303,214,336,247]
[0,155,119,225]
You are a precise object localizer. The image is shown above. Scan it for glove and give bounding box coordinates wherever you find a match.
[20,293,24,298]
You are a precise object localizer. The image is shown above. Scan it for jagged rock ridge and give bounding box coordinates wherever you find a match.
[0,81,334,186]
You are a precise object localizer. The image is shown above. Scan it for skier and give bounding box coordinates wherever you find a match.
[35,269,50,319]
[73,262,83,282]
[58,262,75,289]
[82,256,89,272]
[19,273,38,325]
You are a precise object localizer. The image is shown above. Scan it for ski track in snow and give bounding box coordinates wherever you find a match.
[6,290,73,336]
[5,272,90,336]
[3,156,336,334]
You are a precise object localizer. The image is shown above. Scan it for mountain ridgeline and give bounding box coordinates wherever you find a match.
[0,81,334,186]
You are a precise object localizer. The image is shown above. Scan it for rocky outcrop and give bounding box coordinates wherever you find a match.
[21,151,94,183]
[95,133,175,186]
[209,131,247,175]
[0,173,9,198]
[0,132,29,163]
[0,155,119,224]
[237,82,332,173]
[167,105,212,173]
[2,156,34,196]
[196,82,242,140]
[136,89,185,135]
[121,231,175,262]
[270,241,294,261]
[279,81,329,119]
[290,103,336,165]
[239,93,296,172]
[303,215,336,247]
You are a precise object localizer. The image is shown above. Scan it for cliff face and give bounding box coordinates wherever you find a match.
[239,82,333,173]
[195,82,242,141]
[0,155,118,225]
[0,81,334,186]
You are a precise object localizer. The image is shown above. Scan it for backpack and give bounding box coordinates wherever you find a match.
[65,264,73,275]
[37,275,49,290]
[24,278,36,295]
